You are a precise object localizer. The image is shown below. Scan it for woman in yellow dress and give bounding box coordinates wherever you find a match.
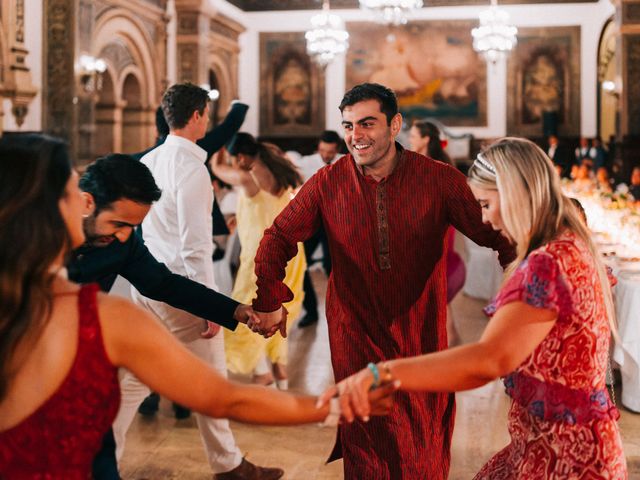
[211,133,306,389]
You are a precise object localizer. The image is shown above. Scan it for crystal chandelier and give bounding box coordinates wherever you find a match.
[305,0,349,67]
[471,0,518,63]
[359,0,423,26]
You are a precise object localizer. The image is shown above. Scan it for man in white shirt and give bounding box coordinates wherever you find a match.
[296,131,342,328]
[113,83,283,480]
[294,130,341,182]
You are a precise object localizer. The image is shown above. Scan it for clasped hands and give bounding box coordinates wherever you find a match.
[246,306,289,338]
[317,363,401,424]
[201,304,283,339]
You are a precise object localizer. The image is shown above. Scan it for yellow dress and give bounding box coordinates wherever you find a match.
[224,189,306,374]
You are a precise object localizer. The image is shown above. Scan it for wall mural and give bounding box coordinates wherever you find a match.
[507,26,581,137]
[346,20,487,127]
[259,32,325,137]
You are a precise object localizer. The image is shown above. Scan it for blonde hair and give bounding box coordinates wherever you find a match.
[468,137,617,335]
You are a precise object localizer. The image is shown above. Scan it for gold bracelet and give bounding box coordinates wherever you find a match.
[378,361,394,384]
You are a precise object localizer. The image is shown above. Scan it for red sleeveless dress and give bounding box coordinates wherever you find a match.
[0,284,120,479]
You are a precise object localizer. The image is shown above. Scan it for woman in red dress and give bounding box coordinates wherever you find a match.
[324,137,627,478]
[0,134,395,479]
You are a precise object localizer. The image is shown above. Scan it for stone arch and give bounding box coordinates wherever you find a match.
[120,69,152,153]
[93,9,159,106]
[95,66,121,156]
[597,17,617,144]
[209,54,234,124]
[93,9,160,153]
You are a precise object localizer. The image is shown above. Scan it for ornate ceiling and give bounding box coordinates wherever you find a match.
[228,0,595,11]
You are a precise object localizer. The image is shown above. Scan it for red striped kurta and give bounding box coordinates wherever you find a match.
[254,147,514,479]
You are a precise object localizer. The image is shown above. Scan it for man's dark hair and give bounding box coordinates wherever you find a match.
[161,83,209,130]
[339,83,398,125]
[319,130,341,145]
[155,106,170,139]
[79,154,162,213]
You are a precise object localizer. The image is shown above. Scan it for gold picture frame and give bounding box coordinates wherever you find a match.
[507,26,581,137]
[259,32,326,137]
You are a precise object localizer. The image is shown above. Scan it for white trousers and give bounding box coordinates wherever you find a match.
[112,292,243,474]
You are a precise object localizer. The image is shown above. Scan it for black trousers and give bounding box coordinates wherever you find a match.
[302,226,331,317]
[92,428,120,479]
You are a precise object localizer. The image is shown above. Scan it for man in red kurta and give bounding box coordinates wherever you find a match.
[252,83,514,479]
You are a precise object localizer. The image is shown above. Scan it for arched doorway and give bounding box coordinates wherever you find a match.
[598,18,618,146]
[121,72,148,153]
[209,69,221,125]
[95,68,120,156]
[92,8,164,156]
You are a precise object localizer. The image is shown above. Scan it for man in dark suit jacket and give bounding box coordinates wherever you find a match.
[547,134,573,177]
[72,154,269,480]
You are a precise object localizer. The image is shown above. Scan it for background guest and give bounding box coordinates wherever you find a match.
[211,133,306,389]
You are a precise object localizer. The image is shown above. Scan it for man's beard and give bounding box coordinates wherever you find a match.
[82,215,116,247]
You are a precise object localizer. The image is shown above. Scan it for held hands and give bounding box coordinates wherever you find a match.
[317,364,400,423]
[248,306,288,338]
[233,304,279,339]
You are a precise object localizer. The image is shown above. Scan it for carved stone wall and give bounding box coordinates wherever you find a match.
[208,12,244,118]
[0,0,38,133]
[91,0,167,160]
[174,1,244,123]
[43,0,76,145]
[41,0,167,163]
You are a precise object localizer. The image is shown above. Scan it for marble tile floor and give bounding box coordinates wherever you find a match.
[120,269,640,479]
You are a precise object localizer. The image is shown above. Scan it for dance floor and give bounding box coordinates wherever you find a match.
[120,269,640,479]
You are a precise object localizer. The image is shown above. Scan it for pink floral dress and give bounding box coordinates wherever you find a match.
[475,232,627,479]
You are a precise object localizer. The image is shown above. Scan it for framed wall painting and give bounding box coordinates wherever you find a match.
[259,32,325,137]
[346,20,487,127]
[507,26,581,137]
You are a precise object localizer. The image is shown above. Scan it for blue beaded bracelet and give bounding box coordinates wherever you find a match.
[367,362,380,389]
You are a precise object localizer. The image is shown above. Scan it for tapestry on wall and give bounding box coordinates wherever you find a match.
[346,20,487,127]
[507,26,581,137]
[259,32,325,137]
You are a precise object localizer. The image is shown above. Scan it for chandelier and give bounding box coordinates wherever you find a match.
[305,0,349,67]
[471,0,518,63]
[358,0,423,26]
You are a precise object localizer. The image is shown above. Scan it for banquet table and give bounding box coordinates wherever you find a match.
[610,261,640,412]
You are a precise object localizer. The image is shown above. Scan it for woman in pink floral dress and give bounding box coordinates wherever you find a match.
[323,137,627,479]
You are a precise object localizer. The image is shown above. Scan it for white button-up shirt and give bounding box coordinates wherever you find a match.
[141,134,216,290]
[294,152,336,183]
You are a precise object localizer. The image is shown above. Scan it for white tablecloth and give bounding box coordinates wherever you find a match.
[612,267,640,412]
[462,237,503,301]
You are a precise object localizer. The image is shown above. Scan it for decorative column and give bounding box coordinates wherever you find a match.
[75,0,97,164]
[174,0,210,85]
[1,0,37,129]
[208,12,245,118]
[43,0,77,149]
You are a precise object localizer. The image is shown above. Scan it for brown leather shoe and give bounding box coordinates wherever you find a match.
[214,458,284,480]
